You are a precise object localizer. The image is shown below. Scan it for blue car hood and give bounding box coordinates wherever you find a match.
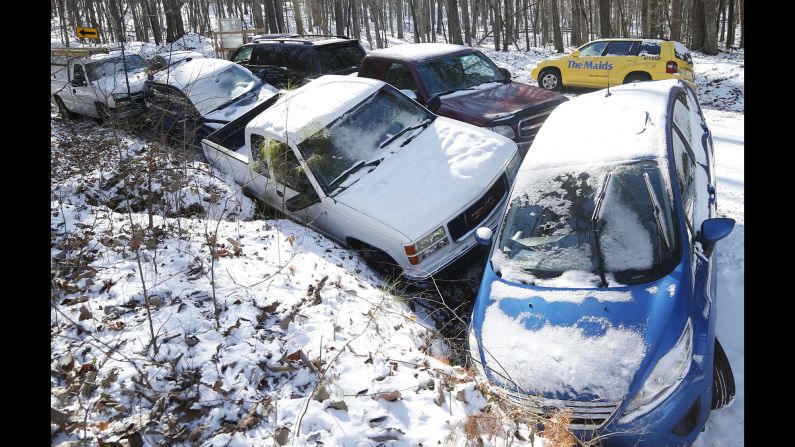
[471,262,690,402]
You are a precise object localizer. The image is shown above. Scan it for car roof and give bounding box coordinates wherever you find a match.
[368,43,472,61]
[247,75,384,144]
[520,79,686,172]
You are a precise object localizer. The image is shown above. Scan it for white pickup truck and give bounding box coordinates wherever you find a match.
[201,75,520,280]
[51,48,149,120]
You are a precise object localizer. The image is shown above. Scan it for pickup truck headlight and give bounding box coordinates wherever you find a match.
[403,226,449,265]
[487,125,516,140]
[620,319,693,423]
[505,150,521,184]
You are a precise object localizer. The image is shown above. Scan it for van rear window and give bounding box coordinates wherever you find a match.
[673,41,693,64]
[638,40,661,56]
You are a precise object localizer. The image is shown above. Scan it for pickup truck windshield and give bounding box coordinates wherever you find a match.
[86,55,148,82]
[418,51,508,98]
[296,86,433,195]
[184,65,261,116]
[493,160,680,286]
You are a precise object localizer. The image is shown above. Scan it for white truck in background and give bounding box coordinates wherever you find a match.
[51,47,149,120]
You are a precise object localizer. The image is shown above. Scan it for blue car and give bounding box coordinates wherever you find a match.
[468,79,735,446]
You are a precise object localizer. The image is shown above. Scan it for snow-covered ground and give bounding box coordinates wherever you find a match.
[51,38,743,446]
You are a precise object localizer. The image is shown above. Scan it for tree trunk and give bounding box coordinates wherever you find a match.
[551,0,563,51]
[540,0,548,44]
[703,0,718,54]
[108,0,126,42]
[363,1,374,47]
[726,0,735,47]
[670,0,682,41]
[350,0,360,38]
[57,0,70,46]
[447,0,464,43]
[503,0,513,50]
[264,0,280,32]
[523,0,530,49]
[334,0,345,34]
[274,0,286,32]
[493,0,501,50]
[470,0,478,41]
[460,0,471,44]
[598,0,610,37]
[571,0,582,46]
[396,0,404,38]
[738,0,743,47]
[718,0,726,42]
[689,0,704,50]
[252,0,265,28]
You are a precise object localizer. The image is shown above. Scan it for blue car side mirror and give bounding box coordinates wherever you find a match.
[699,217,734,257]
[475,227,493,246]
[258,69,269,80]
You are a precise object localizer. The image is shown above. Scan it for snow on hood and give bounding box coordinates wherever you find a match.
[480,304,646,401]
[490,280,633,304]
[437,81,565,126]
[93,70,148,97]
[335,116,516,241]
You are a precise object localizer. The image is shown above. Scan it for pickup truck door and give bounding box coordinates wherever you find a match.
[71,63,97,116]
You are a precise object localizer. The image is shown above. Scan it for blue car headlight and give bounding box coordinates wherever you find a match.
[620,319,693,423]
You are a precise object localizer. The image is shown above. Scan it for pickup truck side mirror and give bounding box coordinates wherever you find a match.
[71,76,86,87]
[570,50,581,58]
[426,96,441,113]
[499,68,511,80]
[258,69,269,81]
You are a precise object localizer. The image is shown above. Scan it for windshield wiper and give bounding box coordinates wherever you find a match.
[378,118,433,149]
[642,172,672,251]
[591,172,612,288]
[328,158,382,197]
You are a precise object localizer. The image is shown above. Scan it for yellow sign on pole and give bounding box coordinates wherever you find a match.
[76,27,99,39]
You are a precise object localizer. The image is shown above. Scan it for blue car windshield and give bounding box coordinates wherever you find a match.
[493,160,680,286]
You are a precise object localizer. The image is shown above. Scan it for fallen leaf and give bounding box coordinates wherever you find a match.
[329,400,348,411]
[78,305,93,321]
[378,390,402,402]
[274,427,290,445]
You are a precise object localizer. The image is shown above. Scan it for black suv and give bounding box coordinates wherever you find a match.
[229,35,366,88]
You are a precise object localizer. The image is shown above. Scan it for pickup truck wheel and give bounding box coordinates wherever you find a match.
[53,96,74,119]
[538,69,562,91]
[711,338,736,410]
[350,240,402,280]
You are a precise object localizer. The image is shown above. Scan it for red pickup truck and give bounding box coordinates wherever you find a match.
[358,43,567,155]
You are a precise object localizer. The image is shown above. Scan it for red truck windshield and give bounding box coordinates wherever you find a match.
[417,52,508,97]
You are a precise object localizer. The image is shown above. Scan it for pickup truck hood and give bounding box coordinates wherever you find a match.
[93,70,148,96]
[204,84,279,124]
[437,82,565,126]
[474,265,690,402]
[335,116,516,241]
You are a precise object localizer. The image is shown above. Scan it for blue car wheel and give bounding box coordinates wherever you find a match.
[711,338,735,410]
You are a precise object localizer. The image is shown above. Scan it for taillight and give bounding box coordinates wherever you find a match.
[666,61,678,74]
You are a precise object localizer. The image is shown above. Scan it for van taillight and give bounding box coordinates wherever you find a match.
[666,61,678,74]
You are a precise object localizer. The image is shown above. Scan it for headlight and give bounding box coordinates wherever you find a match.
[620,319,693,423]
[487,125,516,140]
[505,150,521,184]
[403,226,448,265]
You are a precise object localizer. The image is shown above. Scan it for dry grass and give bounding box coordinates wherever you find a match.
[541,410,580,447]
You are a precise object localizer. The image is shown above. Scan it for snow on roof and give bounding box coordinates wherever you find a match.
[519,79,682,172]
[369,43,471,61]
[247,75,384,143]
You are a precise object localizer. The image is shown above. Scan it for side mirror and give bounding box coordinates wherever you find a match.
[699,217,735,256]
[400,89,418,101]
[499,67,511,80]
[570,50,581,57]
[71,77,86,87]
[258,69,269,80]
[426,96,441,113]
[474,227,493,246]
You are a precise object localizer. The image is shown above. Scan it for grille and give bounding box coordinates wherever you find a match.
[517,102,561,142]
[447,174,508,241]
[505,391,621,430]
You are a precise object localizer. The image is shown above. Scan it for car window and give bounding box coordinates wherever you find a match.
[73,64,86,81]
[233,46,253,63]
[672,96,692,147]
[673,41,693,64]
[249,134,271,178]
[604,41,639,56]
[672,128,696,233]
[578,41,608,56]
[86,55,148,81]
[638,40,661,57]
[318,45,365,73]
[359,59,382,79]
[251,46,275,65]
[263,139,314,195]
[417,51,505,97]
[286,47,314,72]
[384,63,418,92]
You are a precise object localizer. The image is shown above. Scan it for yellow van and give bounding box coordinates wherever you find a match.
[531,39,695,91]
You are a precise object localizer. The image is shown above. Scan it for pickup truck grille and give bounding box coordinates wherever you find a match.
[447,174,508,241]
[517,102,561,142]
[504,390,621,431]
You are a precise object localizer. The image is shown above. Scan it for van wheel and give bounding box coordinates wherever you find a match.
[53,96,74,119]
[538,69,562,91]
[711,338,735,410]
[95,102,111,123]
[349,240,402,280]
[624,73,651,84]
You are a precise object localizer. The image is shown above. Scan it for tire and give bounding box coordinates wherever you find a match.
[711,338,735,410]
[624,73,651,84]
[53,96,74,120]
[538,68,562,91]
[350,240,402,280]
